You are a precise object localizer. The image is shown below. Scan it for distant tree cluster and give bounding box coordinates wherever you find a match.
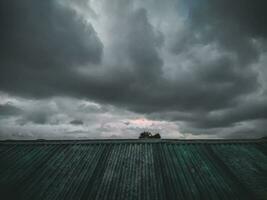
[139,131,161,139]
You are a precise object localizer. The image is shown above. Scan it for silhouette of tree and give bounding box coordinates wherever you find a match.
[153,133,161,139]
[139,131,161,139]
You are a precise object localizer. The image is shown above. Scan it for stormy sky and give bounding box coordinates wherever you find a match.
[1,0,267,139]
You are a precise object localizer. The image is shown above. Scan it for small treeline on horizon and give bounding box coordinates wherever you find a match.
[139,131,161,139]
[2,134,267,141]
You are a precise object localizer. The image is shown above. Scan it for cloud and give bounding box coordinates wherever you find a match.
[0,0,103,97]
[189,0,267,38]
[0,104,22,117]
[70,119,84,125]
[0,0,267,139]
[0,95,183,139]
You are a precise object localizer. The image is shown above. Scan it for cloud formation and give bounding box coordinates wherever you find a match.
[0,0,103,97]
[0,0,267,139]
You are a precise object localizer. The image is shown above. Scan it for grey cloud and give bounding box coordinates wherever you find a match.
[22,112,49,125]
[126,8,163,81]
[190,100,267,129]
[77,1,262,116]
[1,0,267,139]
[17,106,55,125]
[70,119,84,125]
[0,96,159,139]
[179,119,267,139]
[189,0,267,38]
[0,0,103,97]
[225,119,267,139]
[0,104,22,116]
[149,96,267,130]
[186,0,266,65]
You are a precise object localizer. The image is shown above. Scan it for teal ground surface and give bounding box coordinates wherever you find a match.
[0,140,266,200]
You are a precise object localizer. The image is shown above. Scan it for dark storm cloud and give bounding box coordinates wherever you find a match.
[189,0,267,38]
[70,119,84,125]
[15,104,57,125]
[0,0,103,97]
[126,8,163,81]
[1,0,267,138]
[21,111,49,125]
[184,0,267,66]
[0,0,259,109]
[190,100,267,128]
[164,0,267,132]
[226,119,267,139]
[76,0,265,117]
[0,104,21,116]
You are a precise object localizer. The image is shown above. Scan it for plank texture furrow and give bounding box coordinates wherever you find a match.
[0,140,266,200]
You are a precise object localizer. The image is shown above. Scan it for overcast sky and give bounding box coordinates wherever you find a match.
[1,0,267,139]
